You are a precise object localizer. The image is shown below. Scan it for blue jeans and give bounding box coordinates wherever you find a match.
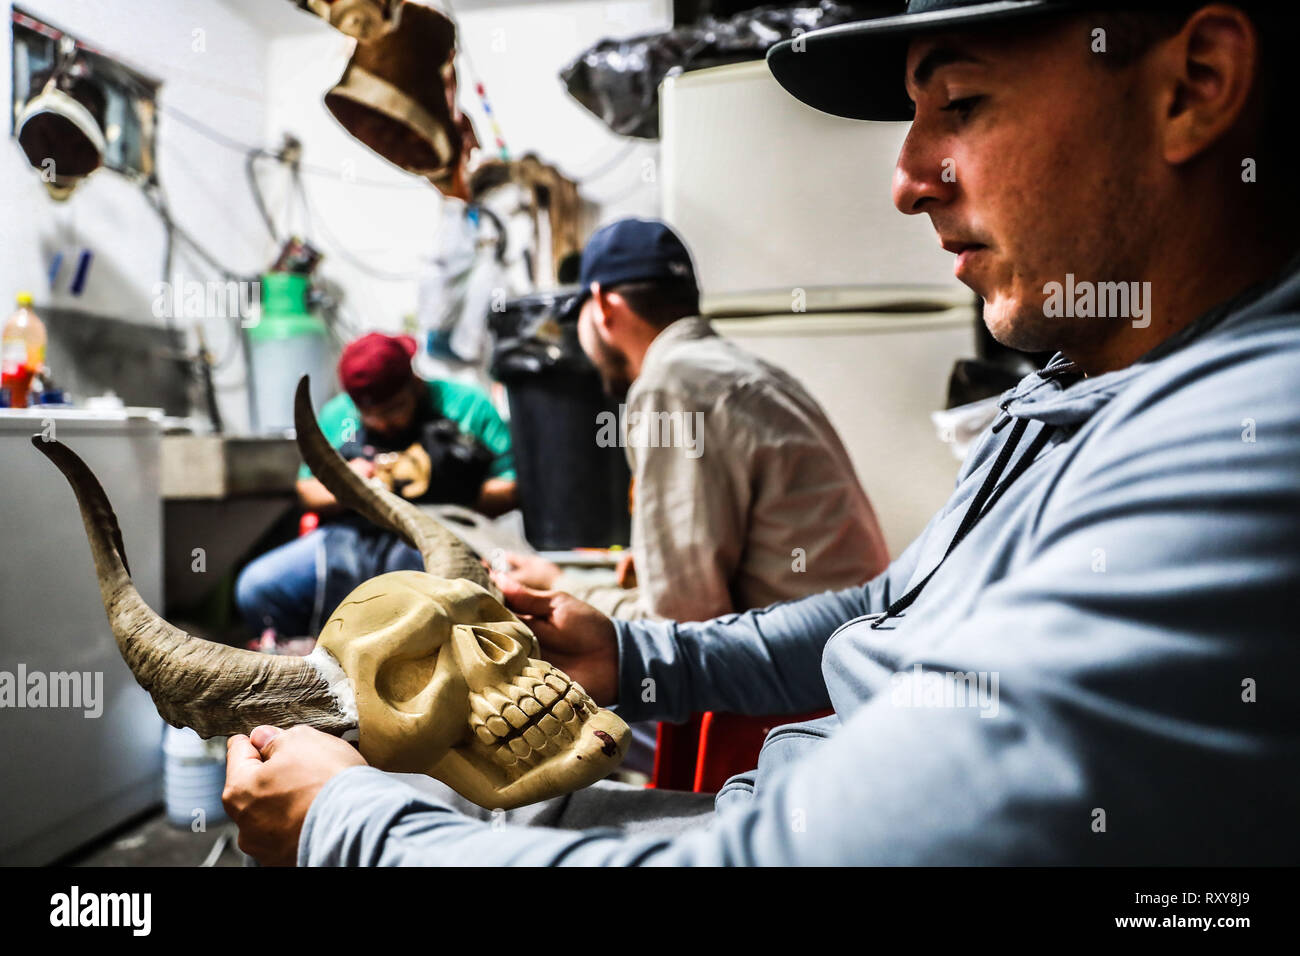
[235,525,423,638]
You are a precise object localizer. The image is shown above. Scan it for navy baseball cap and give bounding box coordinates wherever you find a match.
[766,1,1200,122]
[560,218,698,322]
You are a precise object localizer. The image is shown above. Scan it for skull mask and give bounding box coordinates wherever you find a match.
[36,376,628,810]
[320,572,626,808]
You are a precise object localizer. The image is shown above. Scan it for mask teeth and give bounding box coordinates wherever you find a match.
[467,663,598,777]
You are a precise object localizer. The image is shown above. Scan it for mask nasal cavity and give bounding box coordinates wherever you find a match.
[472,626,519,663]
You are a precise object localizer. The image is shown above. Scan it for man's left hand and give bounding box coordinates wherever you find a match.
[223,725,367,866]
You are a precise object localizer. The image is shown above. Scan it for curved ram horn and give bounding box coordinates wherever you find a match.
[293,375,499,596]
[32,436,355,740]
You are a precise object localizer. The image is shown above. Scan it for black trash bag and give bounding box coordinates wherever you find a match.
[488,288,591,381]
[489,290,633,550]
[560,2,884,139]
[944,358,1034,409]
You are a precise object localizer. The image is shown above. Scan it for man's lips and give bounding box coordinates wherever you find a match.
[940,238,988,276]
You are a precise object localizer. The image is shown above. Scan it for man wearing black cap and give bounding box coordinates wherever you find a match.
[497,217,888,628]
[227,2,1300,865]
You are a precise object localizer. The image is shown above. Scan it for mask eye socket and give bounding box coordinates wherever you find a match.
[377,652,439,708]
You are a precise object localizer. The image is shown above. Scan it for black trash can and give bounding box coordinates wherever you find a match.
[489,290,632,550]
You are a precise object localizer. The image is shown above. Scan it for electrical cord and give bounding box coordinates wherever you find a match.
[199,825,237,867]
[142,180,253,282]
[158,105,439,281]
[567,137,640,183]
[160,102,430,189]
[246,149,281,244]
[141,181,253,380]
[296,174,431,281]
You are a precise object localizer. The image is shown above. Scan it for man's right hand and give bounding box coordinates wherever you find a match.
[347,457,376,480]
[491,573,619,706]
[296,458,373,513]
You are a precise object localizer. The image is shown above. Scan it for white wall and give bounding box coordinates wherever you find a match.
[259,0,671,337]
[453,0,667,219]
[0,0,671,430]
[260,16,442,337]
[0,0,280,432]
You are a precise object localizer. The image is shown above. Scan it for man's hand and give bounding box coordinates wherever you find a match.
[296,459,372,513]
[495,551,563,590]
[222,725,367,866]
[492,573,619,706]
[475,477,519,518]
[347,457,376,480]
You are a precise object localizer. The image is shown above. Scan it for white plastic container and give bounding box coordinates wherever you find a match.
[162,725,229,829]
[248,330,333,432]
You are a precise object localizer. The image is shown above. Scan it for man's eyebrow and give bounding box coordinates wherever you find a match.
[910,46,983,87]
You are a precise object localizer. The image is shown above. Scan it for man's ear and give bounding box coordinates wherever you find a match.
[590,282,614,333]
[1159,4,1258,166]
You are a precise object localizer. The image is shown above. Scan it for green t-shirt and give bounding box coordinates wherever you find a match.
[297,379,515,482]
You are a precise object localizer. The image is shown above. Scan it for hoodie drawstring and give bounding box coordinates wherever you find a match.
[871,416,1058,629]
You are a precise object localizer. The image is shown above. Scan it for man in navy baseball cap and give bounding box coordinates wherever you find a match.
[560,218,702,398]
[560,217,699,323]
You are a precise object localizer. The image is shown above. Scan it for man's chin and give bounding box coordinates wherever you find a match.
[981,296,1056,354]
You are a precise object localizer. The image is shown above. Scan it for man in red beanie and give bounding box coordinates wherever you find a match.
[235,332,517,639]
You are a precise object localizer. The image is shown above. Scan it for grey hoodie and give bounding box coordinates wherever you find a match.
[300,261,1300,865]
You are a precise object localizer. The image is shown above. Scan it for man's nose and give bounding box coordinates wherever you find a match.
[892,123,955,216]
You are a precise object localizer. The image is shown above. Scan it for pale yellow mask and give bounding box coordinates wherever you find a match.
[318,572,627,810]
[37,377,629,813]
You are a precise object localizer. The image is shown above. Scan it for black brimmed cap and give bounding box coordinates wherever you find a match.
[766,0,1199,121]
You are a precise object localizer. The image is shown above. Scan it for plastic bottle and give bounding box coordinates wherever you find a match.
[1,293,47,409]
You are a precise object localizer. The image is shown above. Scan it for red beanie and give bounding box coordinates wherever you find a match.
[338,333,418,405]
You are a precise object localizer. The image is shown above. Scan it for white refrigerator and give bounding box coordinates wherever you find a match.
[661,60,976,556]
[0,410,164,864]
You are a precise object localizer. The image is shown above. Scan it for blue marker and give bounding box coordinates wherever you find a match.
[70,248,93,296]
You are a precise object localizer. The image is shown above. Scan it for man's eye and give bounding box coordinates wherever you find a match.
[940,95,984,118]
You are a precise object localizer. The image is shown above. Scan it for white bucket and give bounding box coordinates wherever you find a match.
[162,725,229,829]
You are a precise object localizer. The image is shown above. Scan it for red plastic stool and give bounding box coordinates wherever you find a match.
[650,708,834,794]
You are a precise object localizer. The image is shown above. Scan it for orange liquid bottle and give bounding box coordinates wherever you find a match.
[1,292,47,409]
